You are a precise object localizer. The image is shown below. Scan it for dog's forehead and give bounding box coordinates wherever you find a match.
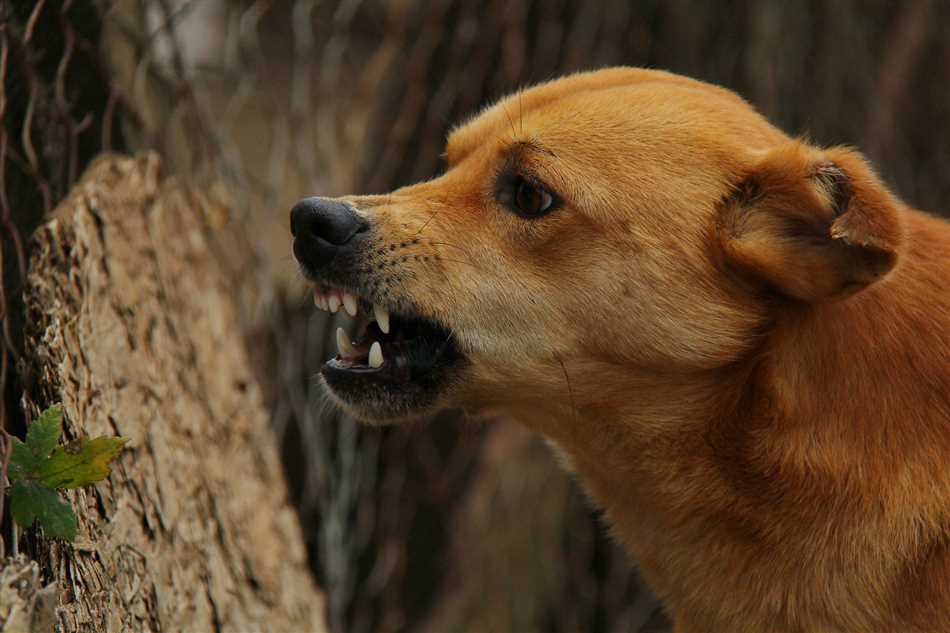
[445,68,783,171]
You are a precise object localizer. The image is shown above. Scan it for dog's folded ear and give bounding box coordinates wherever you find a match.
[717,142,905,302]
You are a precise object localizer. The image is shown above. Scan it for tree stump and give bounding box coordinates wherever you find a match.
[13,154,325,632]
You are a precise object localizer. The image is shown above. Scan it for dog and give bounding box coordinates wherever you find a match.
[290,67,950,633]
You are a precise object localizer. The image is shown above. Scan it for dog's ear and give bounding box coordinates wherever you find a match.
[717,142,904,302]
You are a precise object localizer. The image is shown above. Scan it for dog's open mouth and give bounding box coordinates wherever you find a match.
[315,284,455,379]
[311,284,463,421]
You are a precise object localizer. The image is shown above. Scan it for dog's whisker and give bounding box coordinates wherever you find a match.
[426,241,474,255]
[424,240,480,269]
[433,258,485,272]
[502,102,518,140]
[553,352,579,426]
[415,207,441,236]
[518,90,524,136]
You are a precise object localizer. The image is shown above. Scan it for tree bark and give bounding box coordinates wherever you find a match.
[12,154,325,632]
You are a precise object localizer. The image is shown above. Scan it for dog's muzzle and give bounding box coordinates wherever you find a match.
[289,195,465,422]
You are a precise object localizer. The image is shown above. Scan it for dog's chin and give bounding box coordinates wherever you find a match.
[320,380,445,425]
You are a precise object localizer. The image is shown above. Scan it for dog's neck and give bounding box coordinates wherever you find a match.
[468,250,950,621]
[470,357,747,521]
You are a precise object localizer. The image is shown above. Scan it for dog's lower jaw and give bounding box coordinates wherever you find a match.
[319,375,448,425]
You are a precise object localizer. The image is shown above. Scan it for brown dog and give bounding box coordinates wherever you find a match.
[290,68,950,633]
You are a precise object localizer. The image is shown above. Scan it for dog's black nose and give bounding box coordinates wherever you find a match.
[291,197,369,270]
[291,197,367,244]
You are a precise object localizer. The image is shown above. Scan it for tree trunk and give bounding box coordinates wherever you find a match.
[11,154,325,632]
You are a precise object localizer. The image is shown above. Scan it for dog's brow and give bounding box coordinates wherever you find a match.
[502,139,557,163]
[505,139,556,160]
[444,133,554,171]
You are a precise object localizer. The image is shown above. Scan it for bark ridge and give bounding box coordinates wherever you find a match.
[18,154,324,633]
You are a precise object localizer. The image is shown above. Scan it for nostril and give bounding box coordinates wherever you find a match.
[307,214,334,241]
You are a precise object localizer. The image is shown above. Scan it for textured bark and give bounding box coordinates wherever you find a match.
[0,556,56,633]
[14,154,325,632]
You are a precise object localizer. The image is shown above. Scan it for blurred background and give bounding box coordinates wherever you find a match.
[2,1,948,631]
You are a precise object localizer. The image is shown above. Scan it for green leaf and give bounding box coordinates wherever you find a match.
[8,439,37,482]
[4,403,125,543]
[38,437,129,489]
[26,404,63,458]
[9,481,78,541]
[8,405,63,482]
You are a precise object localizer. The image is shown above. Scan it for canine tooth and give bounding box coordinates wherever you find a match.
[374,303,390,334]
[336,328,356,357]
[368,341,384,368]
[328,294,341,313]
[342,292,358,316]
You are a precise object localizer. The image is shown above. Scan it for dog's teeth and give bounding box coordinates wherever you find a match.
[336,327,356,357]
[315,291,330,311]
[328,294,341,313]
[342,292,358,317]
[368,341,384,368]
[374,303,390,334]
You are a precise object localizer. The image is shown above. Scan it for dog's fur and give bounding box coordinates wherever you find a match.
[321,68,950,632]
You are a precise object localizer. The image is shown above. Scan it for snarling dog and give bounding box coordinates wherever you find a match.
[290,68,950,633]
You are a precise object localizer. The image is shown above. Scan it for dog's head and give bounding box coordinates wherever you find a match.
[291,68,904,424]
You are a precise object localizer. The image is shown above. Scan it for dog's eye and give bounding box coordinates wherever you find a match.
[516,179,553,216]
[499,176,556,218]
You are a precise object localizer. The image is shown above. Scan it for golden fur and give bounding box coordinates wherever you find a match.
[327,68,950,632]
